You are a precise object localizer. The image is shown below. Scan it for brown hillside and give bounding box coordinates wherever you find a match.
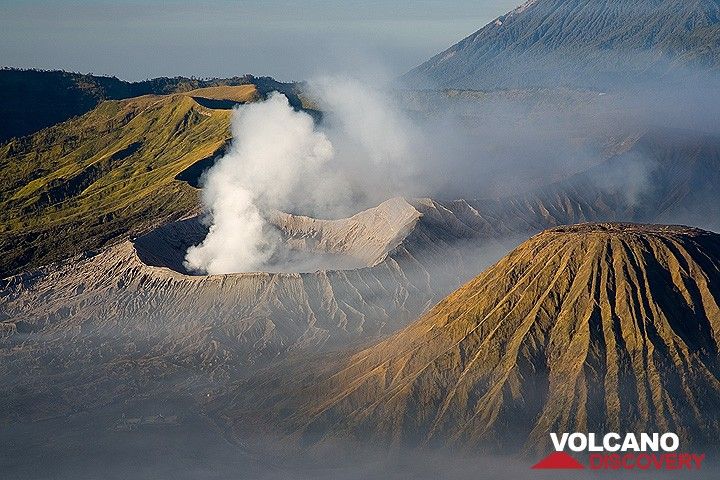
[235,223,720,454]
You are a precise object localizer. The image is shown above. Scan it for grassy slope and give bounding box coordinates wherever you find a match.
[188,85,260,102]
[0,87,253,276]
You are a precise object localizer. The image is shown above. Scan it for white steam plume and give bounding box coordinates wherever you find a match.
[184,92,345,274]
[185,77,432,275]
[310,76,425,200]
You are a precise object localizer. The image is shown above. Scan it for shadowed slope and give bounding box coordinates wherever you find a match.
[239,224,720,454]
[0,69,297,142]
[456,129,720,234]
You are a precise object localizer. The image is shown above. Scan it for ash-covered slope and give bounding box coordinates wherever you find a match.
[0,197,511,410]
[245,223,720,453]
[403,0,720,89]
[3,123,719,431]
[3,123,719,390]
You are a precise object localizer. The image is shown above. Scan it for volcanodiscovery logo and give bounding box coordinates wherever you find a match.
[532,432,706,471]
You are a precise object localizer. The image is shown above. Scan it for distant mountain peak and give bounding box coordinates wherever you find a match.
[403,0,720,90]
[508,0,539,16]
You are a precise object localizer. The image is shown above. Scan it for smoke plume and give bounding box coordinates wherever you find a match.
[184,78,431,275]
[184,93,342,274]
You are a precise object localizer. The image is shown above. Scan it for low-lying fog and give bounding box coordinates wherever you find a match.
[5,416,719,480]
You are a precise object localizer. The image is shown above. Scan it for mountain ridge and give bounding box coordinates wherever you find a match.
[0,90,232,276]
[0,68,301,143]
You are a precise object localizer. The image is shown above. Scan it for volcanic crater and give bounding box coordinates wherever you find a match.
[133,197,422,275]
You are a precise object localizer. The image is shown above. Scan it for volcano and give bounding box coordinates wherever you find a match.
[403,0,720,89]
[236,223,720,454]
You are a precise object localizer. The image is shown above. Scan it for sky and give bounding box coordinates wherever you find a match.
[0,0,519,82]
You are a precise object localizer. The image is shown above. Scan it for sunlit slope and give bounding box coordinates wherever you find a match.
[250,224,720,453]
[0,87,250,275]
[188,85,259,102]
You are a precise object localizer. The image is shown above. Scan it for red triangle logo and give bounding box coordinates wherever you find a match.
[531,451,586,469]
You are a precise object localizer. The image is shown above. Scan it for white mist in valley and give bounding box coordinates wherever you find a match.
[184,73,719,275]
